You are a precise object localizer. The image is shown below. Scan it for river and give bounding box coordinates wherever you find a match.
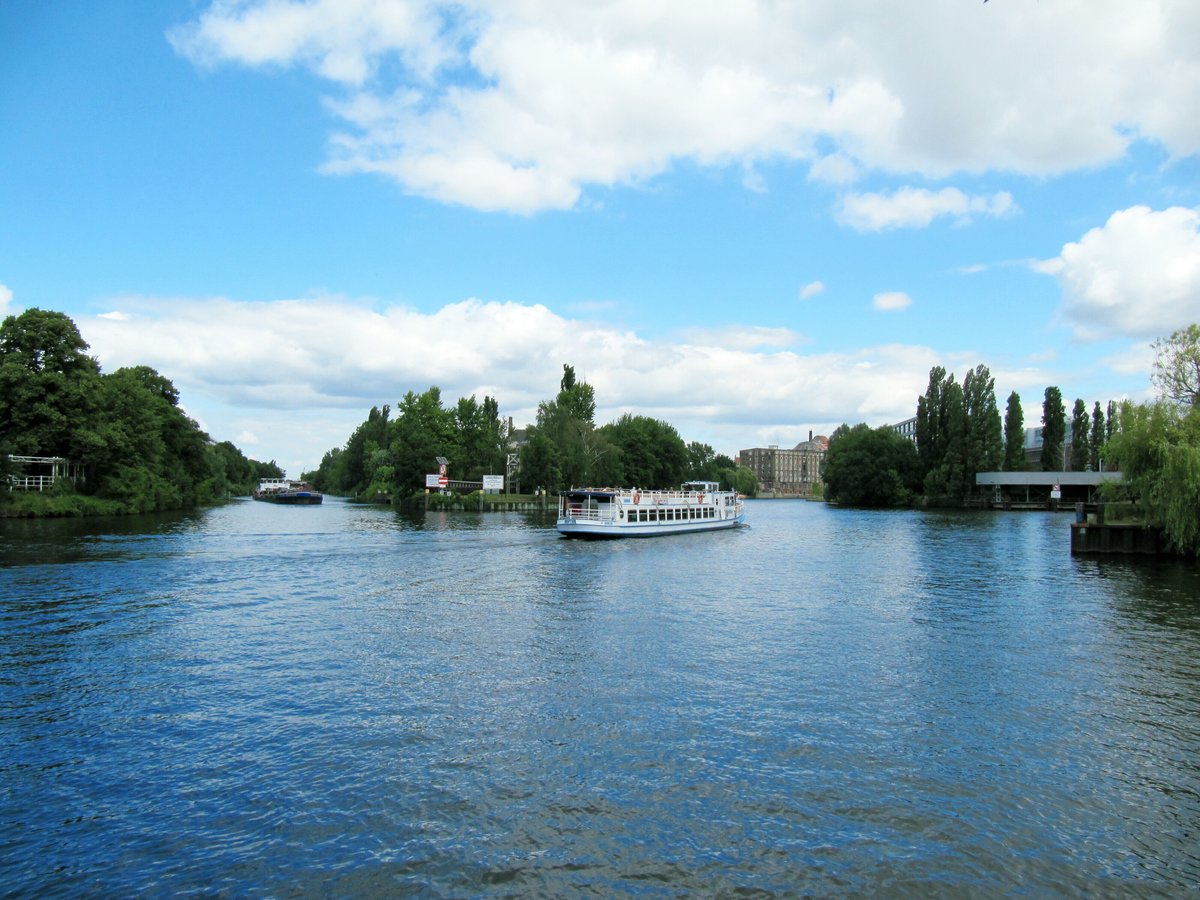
[2,499,1199,896]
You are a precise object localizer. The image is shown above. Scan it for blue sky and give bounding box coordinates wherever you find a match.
[3,0,1199,476]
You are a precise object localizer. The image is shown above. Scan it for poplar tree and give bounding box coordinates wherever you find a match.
[1090,401,1105,470]
[1004,391,1025,471]
[1041,387,1066,471]
[1070,398,1089,470]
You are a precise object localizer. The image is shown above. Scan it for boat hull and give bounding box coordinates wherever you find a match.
[556,482,745,539]
[557,513,745,539]
[265,491,323,505]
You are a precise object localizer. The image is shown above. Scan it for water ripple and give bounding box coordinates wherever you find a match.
[2,499,1199,895]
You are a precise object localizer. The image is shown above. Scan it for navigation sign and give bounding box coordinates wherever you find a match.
[1051,483,1062,500]
[425,474,441,488]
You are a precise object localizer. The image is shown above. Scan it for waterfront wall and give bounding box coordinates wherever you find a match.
[1070,522,1171,556]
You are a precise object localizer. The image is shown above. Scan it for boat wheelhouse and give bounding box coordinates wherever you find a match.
[557,480,745,538]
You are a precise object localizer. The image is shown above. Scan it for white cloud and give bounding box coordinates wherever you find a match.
[0,283,12,315]
[873,291,912,311]
[836,187,1017,231]
[799,280,825,300]
[1040,205,1200,340]
[81,294,947,471]
[170,0,1200,213]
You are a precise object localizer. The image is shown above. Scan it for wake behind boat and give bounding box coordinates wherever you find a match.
[557,480,744,538]
[253,478,323,505]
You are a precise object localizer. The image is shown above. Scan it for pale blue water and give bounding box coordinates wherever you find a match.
[2,499,1199,896]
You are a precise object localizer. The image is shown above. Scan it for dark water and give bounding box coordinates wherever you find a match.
[2,499,1199,897]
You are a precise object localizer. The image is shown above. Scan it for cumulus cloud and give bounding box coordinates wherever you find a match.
[168,0,1200,213]
[836,187,1017,231]
[873,291,912,311]
[81,294,944,470]
[1039,205,1200,340]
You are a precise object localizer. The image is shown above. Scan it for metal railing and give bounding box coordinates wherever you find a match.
[9,475,57,491]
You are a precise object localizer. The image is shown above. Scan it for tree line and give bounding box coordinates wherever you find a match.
[305,364,758,501]
[823,363,1119,509]
[823,325,1200,556]
[0,309,280,516]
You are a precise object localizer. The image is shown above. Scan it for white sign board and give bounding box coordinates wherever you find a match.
[425,473,442,488]
[482,475,504,491]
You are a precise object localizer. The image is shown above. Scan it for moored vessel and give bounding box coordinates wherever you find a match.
[557,480,744,538]
[253,478,323,505]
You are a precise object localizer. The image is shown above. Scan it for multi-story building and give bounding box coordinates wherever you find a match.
[739,434,828,496]
[892,415,918,443]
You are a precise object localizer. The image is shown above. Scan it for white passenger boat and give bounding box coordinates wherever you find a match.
[557,480,745,538]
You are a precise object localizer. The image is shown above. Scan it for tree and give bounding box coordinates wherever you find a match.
[518,430,561,493]
[1104,400,1200,555]
[1041,387,1066,471]
[599,414,688,488]
[1003,390,1025,471]
[1151,323,1200,408]
[557,364,596,425]
[915,366,949,478]
[454,395,507,481]
[389,387,456,498]
[922,374,969,505]
[338,405,390,496]
[0,308,102,459]
[823,423,922,507]
[1070,398,1089,471]
[962,364,1003,476]
[1089,402,1105,471]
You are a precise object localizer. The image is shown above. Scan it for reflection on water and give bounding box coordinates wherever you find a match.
[2,498,1199,895]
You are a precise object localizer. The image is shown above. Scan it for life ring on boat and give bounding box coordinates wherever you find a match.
[632,490,641,505]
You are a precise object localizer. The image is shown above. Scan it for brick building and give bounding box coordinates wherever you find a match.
[739,434,828,496]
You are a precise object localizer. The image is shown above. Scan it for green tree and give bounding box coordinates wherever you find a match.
[557,364,596,424]
[823,423,921,507]
[599,414,688,488]
[923,375,969,505]
[454,395,507,481]
[532,365,603,488]
[1003,390,1025,471]
[1105,400,1200,555]
[1041,386,1066,471]
[518,430,561,493]
[338,405,390,496]
[721,464,758,497]
[390,387,456,498]
[1151,323,1200,408]
[685,441,717,481]
[1089,401,1105,471]
[963,364,1003,476]
[915,365,949,478]
[0,308,102,459]
[1070,398,1089,471]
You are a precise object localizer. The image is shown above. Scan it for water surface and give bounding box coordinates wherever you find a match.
[3,500,1199,895]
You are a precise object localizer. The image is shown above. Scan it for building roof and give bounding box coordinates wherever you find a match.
[975,471,1122,486]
